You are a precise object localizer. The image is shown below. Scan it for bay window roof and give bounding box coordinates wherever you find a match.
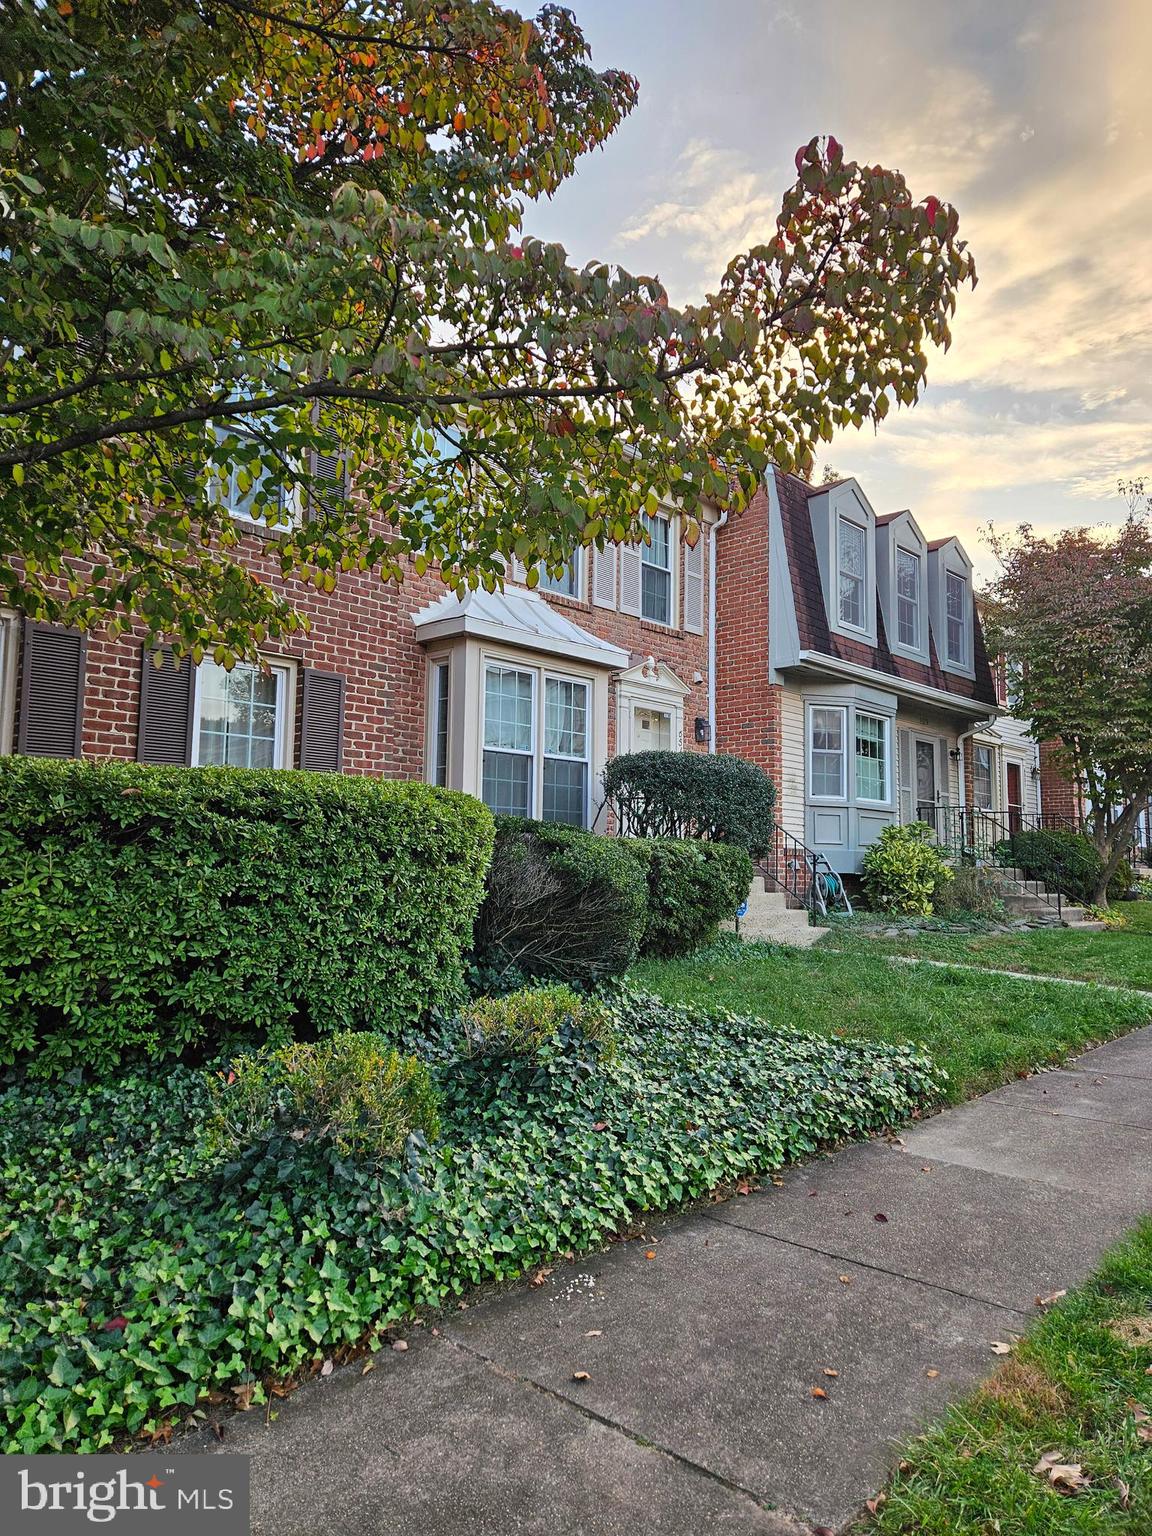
[411,587,629,671]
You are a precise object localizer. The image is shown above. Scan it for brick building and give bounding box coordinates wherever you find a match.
[2,459,1049,869]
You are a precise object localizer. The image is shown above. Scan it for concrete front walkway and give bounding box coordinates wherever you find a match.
[193,1027,1152,1534]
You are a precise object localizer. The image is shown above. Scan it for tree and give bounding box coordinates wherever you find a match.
[984,513,1152,905]
[1,0,976,662]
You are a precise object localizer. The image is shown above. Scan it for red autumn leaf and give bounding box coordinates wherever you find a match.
[102,1315,129,1332]
[874,1213,889,1223]
[924,196,941,228]
[794,143,808,173]
[591,1120,608,1131]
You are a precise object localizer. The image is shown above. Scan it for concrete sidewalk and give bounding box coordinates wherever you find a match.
[193,1027,1152,1534]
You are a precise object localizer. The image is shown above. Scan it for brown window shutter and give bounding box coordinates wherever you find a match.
[305,440,350,522]
[17,621,87,757]
[300,669,345,772]
[138,646,194,764]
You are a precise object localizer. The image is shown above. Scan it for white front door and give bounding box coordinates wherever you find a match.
[633,704,673,751]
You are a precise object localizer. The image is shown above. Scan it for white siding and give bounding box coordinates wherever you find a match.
[895,705,961,805]
[778,684,807,840]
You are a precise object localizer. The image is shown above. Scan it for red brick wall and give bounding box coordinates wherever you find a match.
[712,486,783,788]
[10,520,712,782]
[1039,740,1087,820]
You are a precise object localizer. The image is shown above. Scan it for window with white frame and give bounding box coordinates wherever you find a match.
[481,663,590,825]
[895,547,921,649]
[640,512,673,625]
[855,713,889,803]
[837,517,867,630]
[210,420,307,530]
[192,658,292,768]
[0,612,15,753]
[482,665,535,817]
[973,744,994,810]
[431,661,450,787]
[945,570,969,666]
[537,552,583,600]
[809,706,846,799]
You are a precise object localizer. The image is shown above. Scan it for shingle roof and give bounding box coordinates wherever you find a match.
[774,469,998,707]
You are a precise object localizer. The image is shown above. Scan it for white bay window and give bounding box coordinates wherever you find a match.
[855,712,890,803]
[482,662,590,825]
[809,706,846,799]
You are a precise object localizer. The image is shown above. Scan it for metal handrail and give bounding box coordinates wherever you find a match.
[758,821,852,917]
[914,806,1085,915]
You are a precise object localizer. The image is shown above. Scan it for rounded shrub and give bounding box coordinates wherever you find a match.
[457,985,614,1061]
[0,758,494,1075]
[603,751,776,855]
[470,817,648,987]
[626,838,753,956]
[861,822,954,916]
[208,1033,440,1161]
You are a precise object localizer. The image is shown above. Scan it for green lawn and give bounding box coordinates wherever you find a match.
[631,937,1152,1102]
[867,1220,1152,1536]
[824,900,1152,992]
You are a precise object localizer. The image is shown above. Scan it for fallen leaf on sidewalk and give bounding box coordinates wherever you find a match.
[320,1359,333,1376]
[839,1274,853,1284]
[1036,1290,1067,1308]
[991,1341,1014,1355]
[810,1386,828,1400]
[920,1166,932,1173]
[873,1213,889,1224]
[530,1267,553,1287]
[391,1339,408,1353]
[1032,1451,1089,1492]
[823,1368,839,1378]
[572,1371,590,1382]
[926,1368,940,1379]
[585,1329,602,1338]
[865,1493,887,1515]
[645,1250,656,1260]
[361,1359,376,1376]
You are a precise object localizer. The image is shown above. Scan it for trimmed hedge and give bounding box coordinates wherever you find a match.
[0,991,943,1452]
[997,828,1132,905]
[626,838,753,956]
[603,751,776,855]
[470,817,648,988]
[0,759,494,1074]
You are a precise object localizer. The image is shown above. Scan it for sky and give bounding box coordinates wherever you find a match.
[524,0,1152,576]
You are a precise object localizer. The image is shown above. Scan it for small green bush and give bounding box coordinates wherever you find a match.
[0,758,494,1075]
[998,828,1132,905]
[626,838,753,956]
[930,865,1006,922]
[457,985,614,1061]
[471,817,647,986]
[208,1033,440,1161]
[603,751,776,855]
[862,822,954,916]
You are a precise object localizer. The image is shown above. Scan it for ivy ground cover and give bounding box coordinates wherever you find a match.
[0,990,941,1453]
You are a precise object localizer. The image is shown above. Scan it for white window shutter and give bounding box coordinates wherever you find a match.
[505,554,527,585]
[592,545,617,609]
[898,728,913,824]
[619,543,643,616]
[683,533,704,634]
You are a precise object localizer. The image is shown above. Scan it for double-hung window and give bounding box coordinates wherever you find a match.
[837,517,867,630]
[430,662,450,787]
[809,706,846,799]
[482,666,535,817]
[895,548,921,649]
[192,658,292,768]
[945,571,969,666]
[640,513,673,625]
[538,552,583,600]
[212,424,299,530]
[973,744,994,810]
[855,713,889,803]
[481,663,590,826]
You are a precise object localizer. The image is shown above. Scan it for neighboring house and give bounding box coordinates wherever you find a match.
[712,468,1006,874]
[0,475,717,833]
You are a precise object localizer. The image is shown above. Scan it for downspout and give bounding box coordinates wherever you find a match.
[955,718,995,810]
[706,508,730,753]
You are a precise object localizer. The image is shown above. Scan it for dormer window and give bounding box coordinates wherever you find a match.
[896,548,921,649]
[837,517,867,630]
[945,570,968,666]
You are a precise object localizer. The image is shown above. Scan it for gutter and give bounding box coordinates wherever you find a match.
[707,507,731,752]
[795,649,1003,721]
